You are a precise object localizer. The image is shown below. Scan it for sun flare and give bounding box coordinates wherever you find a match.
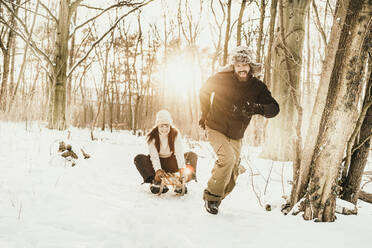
[160,54,201,98]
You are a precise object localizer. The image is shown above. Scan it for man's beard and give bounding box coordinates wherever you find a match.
[235,71,249,81]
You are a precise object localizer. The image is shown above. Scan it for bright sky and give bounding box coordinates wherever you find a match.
[7,0,328,101]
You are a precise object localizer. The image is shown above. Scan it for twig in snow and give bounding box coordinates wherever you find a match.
[263,161,274,195]
[81,148,91,159]
[247,163,263,208]
[18,203,22,220]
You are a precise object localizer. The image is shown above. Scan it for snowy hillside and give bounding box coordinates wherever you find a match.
[0,122,371,248]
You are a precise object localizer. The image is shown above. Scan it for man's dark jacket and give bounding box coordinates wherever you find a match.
[200,71,279,140]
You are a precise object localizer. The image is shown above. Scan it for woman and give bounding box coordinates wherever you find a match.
[134,110,197,194]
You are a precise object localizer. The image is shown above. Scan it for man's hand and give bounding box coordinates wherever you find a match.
[179,165,195,183]
[154,169,166,183]
[242,102,264,118]
[199,117,206,129]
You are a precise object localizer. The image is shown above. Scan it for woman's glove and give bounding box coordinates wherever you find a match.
[154,169,166,183]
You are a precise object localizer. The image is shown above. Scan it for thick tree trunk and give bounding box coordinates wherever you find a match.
[260,0,310,161]
[48,0,71,130]
[341,62,372,204]
[303,0,371,222]
[290,0,352,206]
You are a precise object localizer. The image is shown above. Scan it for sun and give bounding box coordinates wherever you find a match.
[160,54,201,98]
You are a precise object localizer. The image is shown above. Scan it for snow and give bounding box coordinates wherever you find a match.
[0,122,371,248]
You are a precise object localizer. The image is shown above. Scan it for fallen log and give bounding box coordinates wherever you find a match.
[359,191,372,204]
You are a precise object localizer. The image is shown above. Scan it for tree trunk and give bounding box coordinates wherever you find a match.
[341,61,372,204]
[263,0,277,88]
[48,0,71,130]
[260,0,310,161]
[302,7,312,133]
[256,0,266,63]
[302,0,371,222]
[101,43,110,131]
[67,11,77,124]
[0,0,20,111]
[359,191,372,203]
[237,0,247,46]
[222,0,232,66]
[290,0,353,207]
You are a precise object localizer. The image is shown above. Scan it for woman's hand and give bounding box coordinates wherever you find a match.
[154,169,166,183]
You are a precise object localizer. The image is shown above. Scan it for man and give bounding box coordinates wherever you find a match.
[199,46,279,215]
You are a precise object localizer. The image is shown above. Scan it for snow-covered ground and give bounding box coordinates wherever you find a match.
[0,122,371,248]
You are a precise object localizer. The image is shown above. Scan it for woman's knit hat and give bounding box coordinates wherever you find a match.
[155,110,173,126]
[230,46,262,76]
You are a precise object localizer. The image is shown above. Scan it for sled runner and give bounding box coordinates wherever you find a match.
[157,172,187,196]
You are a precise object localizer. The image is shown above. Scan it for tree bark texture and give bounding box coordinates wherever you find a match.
[260,0,310,161]
[290,0,352,207]
[48,0,71,130]
[359,191,372,204]
[303,0,371,222]
[342,61,372,205]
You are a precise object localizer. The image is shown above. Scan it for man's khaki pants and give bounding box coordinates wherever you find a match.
[203,127,242,202]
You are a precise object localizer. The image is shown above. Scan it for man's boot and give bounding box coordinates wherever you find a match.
[204,200,219,215]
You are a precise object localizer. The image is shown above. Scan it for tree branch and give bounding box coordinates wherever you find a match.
[39,1,58,23]
[69,1,139,39]
[67,0,154,78]
[312,0,327,47]
[0,17,53,67]
[359,191,372,204]
[70,0,85,13]
[79,4,104,11]
[2,0,56,22]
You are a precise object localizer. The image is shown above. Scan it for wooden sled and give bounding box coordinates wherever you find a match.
[158,172,187,196]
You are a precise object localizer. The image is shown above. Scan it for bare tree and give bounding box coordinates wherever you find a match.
[0,0,20,111]
[260,0,311,161]
[290,0,353,207]
[341,58,372,204]
[0,0,154,130]
[208,0,225,73]
[256,0,266,63]
[263,0,277,87]
[289,0,371,222]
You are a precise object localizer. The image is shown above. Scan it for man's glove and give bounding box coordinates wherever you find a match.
[241,102,264,119]
[179,164,195,183]
[154,169,166,183]
[199,117,206,129]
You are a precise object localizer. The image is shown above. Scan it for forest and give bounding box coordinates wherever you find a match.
[0,0,371,222]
